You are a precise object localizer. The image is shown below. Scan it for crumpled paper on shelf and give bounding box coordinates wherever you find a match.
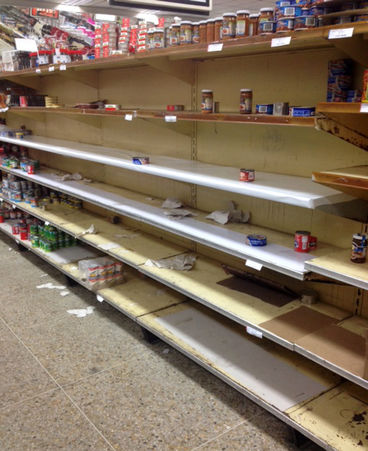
[163,209,197,219]
[67,306,95,318]
[145,254,197,271]
[162,198,183,209]
[37,282,67,290]
[60,172,92,183]
[77,224,98,237]
[206,201,250,225]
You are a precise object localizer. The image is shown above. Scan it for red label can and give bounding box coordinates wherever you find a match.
[12,223,20,235]
[240,169,255,182]
[294,231,311,253]
[20,226,28,240]
[27,163,35,175]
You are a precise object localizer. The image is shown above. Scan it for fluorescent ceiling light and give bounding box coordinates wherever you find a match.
[135,12,159,24]
[95,13,117,21]
[56,5,82,13]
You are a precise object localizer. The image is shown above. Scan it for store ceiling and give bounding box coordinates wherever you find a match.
[0,0,273,17]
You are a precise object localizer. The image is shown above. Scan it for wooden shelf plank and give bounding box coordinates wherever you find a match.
[1,22,368,82]
[317,102,368,115]
[0,164,341,280]
[0,135,352,209]
[313,166,368,200]
[306,249,368,291]
[9,106,316,127]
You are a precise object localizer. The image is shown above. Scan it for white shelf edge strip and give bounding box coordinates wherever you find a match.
[0,135,353,209]
[1,166,315,279]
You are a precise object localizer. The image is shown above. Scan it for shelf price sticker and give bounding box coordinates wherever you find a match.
[165,115,177,123]
[45,221,50,226]
[208,43,223,53]
[125,113,133,121]
[96,295,104,303]
[60,64,67,71]
[360,103,368,113]
[35,68,41,74]
[328,28,354,40]
[271,36,291,48]
[48,66,55,72]
[246,326,263,339]
[245,259,263,271]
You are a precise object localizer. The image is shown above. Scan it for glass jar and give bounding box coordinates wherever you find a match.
[199,20,207,43]
[201,90,213,114]
[222,13,237,40]
[206,19,215,43]
[170,24,180,46]
[180,21,193,45]
[192,22,200,44]
[249,14,260,36]
[240,89,253,114]
[153,28,164,49]
[236,10,250,38]
[147,30,154,49]
[259,7,274,23]
[214,17,222,41]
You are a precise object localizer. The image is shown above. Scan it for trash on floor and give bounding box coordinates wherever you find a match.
[67,306,95,318]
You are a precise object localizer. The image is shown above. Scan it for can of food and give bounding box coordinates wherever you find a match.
[351,234,367,264]
[240,89,253,114]
[31,235,39,248]
[294,231,311,253]
[20,225,28,240]
[104,104,120,111]
[289,106,315,117]
[246,234,267,247]
[240,169,255,182]
[201,90,214,114]
[12,223,20,235]
[273,102,289,116]
[132,157,150,165]
[294,15,316,30]
[27,162,35,174]
[256,104,274,115]
[276,17,294,32]
[0,212,4,223]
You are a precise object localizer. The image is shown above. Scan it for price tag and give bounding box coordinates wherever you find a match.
[60,64,66,71]
[55,48,61,56]
[245,259,263,271]
[45,221,50,226]
[125,113,133,121]
[208,43,223,52]
[12,205,16,210]
[96,295,104,303]
[35,68,41,74]
[246,326,263,339]
[165,115,177,123]
[328,28,354,39]
[48,66,55,72]
[271,36,291,48]
[360,103,368,113]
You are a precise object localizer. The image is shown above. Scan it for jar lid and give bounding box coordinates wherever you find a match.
[214,17,223,21]
[260,7,274,12]
[249,13,260,18]
[180,21,192,25]
[193,22,200,26]
[172,23,180,27]
[199,20,207,24]
[240,88,252,92]
[201,89,213,93]
[206,18,215,23]
[155,27,164,32]
[236,10,250,15]
[223,13,237,17]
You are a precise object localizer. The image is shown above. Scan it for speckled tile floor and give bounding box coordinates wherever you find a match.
[0,234,323,451]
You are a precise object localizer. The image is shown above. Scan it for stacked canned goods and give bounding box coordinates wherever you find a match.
[326,59,362,103]
[32,222,77,251]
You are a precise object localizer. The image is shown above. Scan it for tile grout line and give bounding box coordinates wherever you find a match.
[0,386,60,412]
[191,409,265,451]
[0,316,117,451]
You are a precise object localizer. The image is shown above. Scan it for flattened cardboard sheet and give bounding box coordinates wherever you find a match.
[296,324,366,378]
[260,306,339,343]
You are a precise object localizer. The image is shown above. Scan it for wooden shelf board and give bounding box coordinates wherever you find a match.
[0,164,342,280]
[313,166,368,200]
[317,102,367,115]
[9,106,316,127]
[1,22,368,81]
[321,7,368,20]
[0,135,351,210]
[306,249,368,291]
[3,194,364,390]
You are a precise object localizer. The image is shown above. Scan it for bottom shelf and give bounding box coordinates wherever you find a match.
[2,225,368,450]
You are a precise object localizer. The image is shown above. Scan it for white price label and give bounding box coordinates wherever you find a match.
[45,221,50,226]
[246,326,263,339]
[125,113,133,121]
[271,36,291,48]
[328,27,354,39]
[208,43,223,52]
[360,103,368,113]
[12,205,16,210]
[60,64,66,71]
[35,68,41,74]
[48,66,55,72]
[55,48,61,56]
[165,115,177,123]
[245,259,263,271]
[96,295,104,303]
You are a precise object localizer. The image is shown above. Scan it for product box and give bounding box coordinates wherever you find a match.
[363,69,368,103]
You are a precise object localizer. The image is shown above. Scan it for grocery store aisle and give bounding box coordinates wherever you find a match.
[0,234,319,451]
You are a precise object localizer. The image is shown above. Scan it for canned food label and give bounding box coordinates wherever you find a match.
[236,20,246,35]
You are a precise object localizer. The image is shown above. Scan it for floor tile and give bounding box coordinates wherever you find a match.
[66,347,262,450]
[0,320,57,409]
[0,389,111,450]
[14,304,145,386]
